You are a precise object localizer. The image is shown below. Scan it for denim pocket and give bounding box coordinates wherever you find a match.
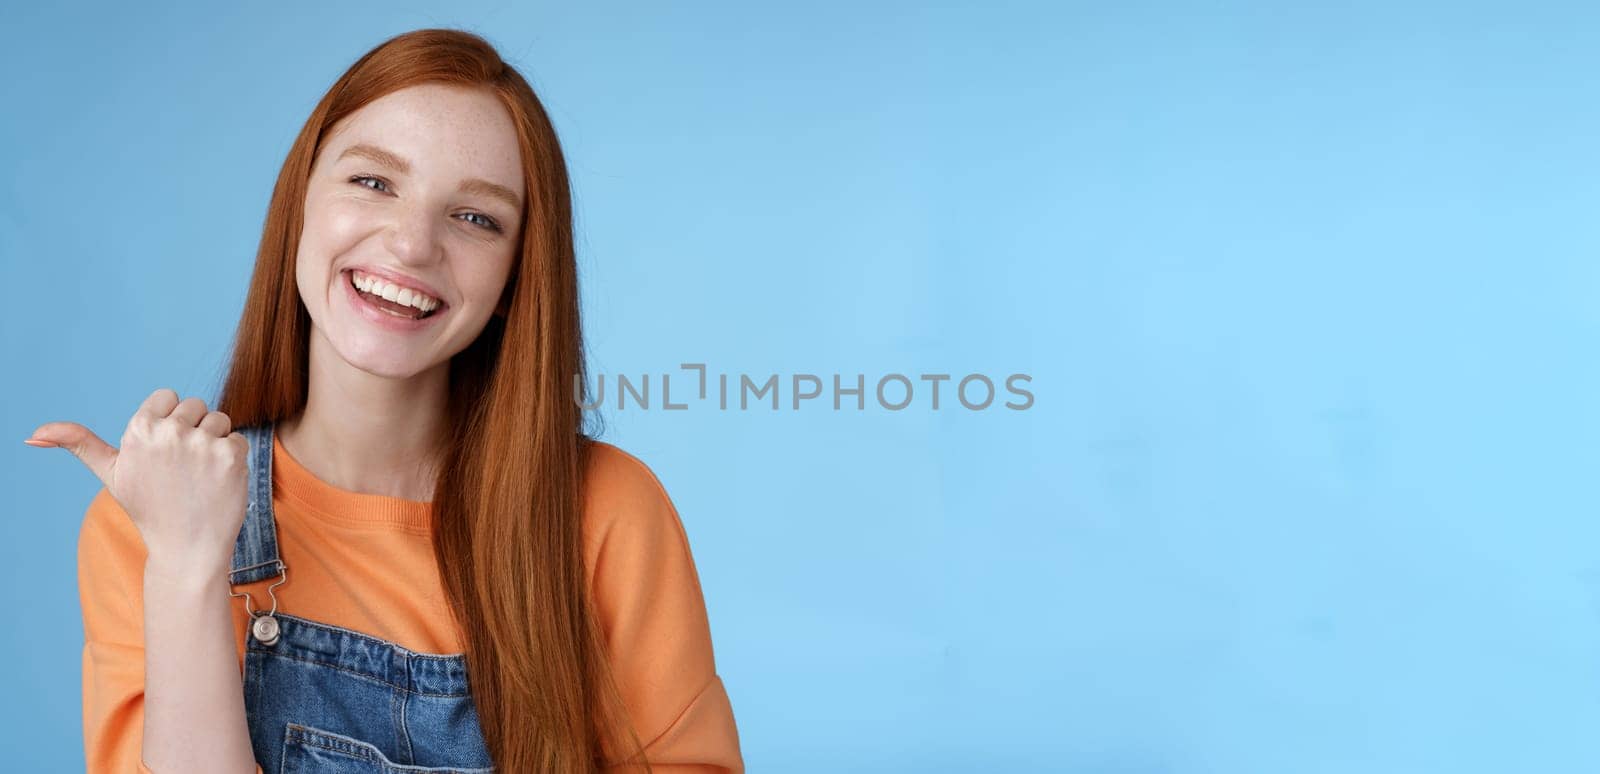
[280,722,494,774]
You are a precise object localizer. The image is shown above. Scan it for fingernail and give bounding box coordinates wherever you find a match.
[23,438,55,447]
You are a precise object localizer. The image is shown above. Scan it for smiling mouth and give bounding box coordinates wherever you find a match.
[345,270,441,321]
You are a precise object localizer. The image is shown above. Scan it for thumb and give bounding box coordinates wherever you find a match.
[26,421,119,486]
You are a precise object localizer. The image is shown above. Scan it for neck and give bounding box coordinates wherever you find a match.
[276,327,450,502]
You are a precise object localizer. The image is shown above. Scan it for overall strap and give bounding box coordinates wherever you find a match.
[229,421,285,585]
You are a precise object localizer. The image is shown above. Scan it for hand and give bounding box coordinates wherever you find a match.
[27,388,249,577]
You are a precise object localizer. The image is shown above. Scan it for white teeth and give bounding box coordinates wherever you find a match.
[349,270,440,314]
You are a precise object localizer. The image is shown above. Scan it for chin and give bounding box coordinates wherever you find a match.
[333,339,441,380]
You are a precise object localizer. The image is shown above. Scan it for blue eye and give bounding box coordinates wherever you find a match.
[350,175,389,192]
[460,212,504,233]
[348,175,504,234]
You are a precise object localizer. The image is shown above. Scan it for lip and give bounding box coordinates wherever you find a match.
[340,268,448,332]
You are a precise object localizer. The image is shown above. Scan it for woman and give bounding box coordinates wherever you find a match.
[26,28,743,773]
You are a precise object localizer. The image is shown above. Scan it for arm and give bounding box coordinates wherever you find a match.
[51,392,261,772]
[79,487,262,774]
[584,446,745,773]
[140,559,257,773]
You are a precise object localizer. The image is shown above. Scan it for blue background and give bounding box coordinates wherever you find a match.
[3,2,1596,772]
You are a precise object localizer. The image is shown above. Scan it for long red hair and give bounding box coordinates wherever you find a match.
[215,28,644,772]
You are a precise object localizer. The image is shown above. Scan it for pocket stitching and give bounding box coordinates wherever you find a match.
[281,721,493,773]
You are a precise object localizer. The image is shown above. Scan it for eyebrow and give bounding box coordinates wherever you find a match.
[336,143,523,213]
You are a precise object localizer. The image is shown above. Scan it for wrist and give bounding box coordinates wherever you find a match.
[144,554,231,592]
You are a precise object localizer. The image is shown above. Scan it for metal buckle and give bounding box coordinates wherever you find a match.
[229,561,288,646]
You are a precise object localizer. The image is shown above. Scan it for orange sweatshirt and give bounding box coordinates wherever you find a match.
[77,434,743,773]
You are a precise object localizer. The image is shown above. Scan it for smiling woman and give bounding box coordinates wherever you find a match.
[31,27,743,774]
[296,83,524,376]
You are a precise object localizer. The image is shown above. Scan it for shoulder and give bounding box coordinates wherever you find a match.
[582,440,677,518]
[578,440,698,580]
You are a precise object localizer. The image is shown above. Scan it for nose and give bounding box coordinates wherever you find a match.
[380,198,444,267]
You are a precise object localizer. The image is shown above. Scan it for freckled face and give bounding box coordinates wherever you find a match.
[294,83,526,379]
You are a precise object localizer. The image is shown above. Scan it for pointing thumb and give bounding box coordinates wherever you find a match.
[26,421,118,487]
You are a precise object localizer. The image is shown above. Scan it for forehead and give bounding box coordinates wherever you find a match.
[320,83,524,198]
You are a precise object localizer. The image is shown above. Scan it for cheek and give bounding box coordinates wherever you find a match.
[293,200,364,309]
[291,241,330,319]
[305,198,373,250]
[462,252,517,309]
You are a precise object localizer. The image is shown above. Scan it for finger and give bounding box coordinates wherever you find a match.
[168,396,210,427]
[24,421,118,486]
[137,388,180,420]
[197,410,232,437]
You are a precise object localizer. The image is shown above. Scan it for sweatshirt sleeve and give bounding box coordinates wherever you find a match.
[583,445,745,774]
[78,487,265,774]
[79,486,152,773]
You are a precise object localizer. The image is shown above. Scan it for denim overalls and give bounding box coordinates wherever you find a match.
[227,421,495,773]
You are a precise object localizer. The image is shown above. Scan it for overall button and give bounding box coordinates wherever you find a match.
[251,614,281,646]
